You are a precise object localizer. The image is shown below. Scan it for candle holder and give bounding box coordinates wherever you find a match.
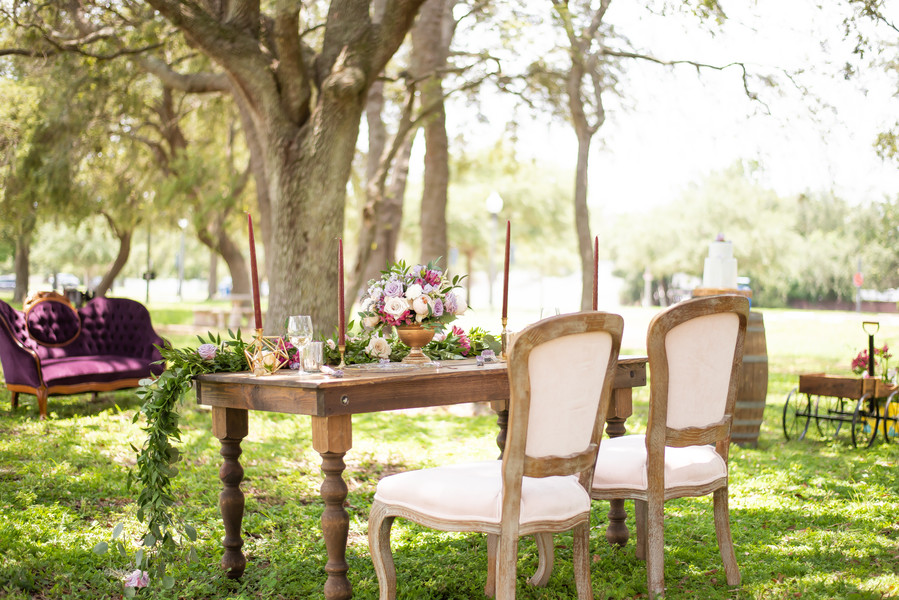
[244,329,290,376]
[338,344,346,369]
[501,317,509,360]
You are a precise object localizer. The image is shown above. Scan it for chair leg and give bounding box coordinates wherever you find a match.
[495,534,519,600]
[367,501,397,600]
[10,391,18,410]
[646,496,665,600]
[485,534,497,598]
[634,499,647,561]
[713,488,741,586]
[37,388,48,420]
[528,532,554,587]
[572,522,594,600]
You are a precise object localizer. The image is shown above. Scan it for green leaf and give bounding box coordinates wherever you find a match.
[112,522,124,540]
[184,524,197,542]
[162,575,175,589]
[143,533,156,547]
[92,541,108,555]
[123,586,136,599]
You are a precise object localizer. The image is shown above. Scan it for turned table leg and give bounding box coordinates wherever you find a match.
[212,406,249,578]
[605,388,632,547]
[312,414,353,600]
[491,400,509,458]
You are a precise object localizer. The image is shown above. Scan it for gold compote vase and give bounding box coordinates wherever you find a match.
[395,324,436,364]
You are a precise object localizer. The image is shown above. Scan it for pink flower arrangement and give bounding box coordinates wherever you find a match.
[852,344,894,383]
[359,260,466,330]
[452,325,471,356]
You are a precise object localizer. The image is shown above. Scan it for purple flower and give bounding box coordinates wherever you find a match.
[124,570,149,588]
[444,291,458,314]
[432,299,444,317]
[383,279,404,297]
[197,344,217,361]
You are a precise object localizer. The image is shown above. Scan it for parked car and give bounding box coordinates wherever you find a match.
[0,274,14,290]
[48,273,81,289]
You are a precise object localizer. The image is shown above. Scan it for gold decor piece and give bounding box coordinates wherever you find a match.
[396,324,436,364]
[501,316,509,360]
[244,329,290,376]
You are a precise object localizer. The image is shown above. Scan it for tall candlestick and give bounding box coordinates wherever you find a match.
[502,220,510,320]
[593,235,599,310]
[247,213,263,330]
[338,238,345,347]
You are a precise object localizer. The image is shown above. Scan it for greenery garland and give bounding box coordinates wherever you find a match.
[108,324,499,592]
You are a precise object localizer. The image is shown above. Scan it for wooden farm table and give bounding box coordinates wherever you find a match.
[195,355,647,600]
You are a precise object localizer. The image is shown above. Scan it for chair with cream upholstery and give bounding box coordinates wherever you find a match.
[368,312,623,599]
[591,295,749,599]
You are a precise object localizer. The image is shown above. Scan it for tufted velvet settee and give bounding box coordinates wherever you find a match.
[0,293,165,418]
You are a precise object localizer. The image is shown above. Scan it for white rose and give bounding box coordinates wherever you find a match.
[366,336,391,359]
[412,294,431,316]
[362,315,380,328]
[383,296,410,318]
[361,298,373,312]
[326,339,336,350]
[405,283,423,300]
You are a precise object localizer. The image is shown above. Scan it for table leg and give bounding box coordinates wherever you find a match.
[605,388,632,547]
[212,406,249,578]
[312,414,353,600]
[491,400,509,458]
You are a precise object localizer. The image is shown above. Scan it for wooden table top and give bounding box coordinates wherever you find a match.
[195,355,647,417]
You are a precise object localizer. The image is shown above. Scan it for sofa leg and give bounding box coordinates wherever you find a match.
[10,391,18,410]
[37,388,48,420]
[92,392,99,402]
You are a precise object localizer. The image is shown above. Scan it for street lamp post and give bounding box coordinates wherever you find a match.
[485,191,504,309]
[177,218,189,301]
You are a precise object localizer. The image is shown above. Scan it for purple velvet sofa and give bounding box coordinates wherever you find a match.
[0,294,165,418]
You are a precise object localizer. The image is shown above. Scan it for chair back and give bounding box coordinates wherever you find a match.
[504,312,623,492]
[646,295,749,453]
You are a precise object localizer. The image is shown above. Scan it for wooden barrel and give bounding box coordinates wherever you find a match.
[731,311,768,447]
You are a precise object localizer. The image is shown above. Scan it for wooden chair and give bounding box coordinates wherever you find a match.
[591,295,749,599]
[368,312,623,599]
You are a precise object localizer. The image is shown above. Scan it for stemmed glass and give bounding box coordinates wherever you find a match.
[287,315,313,372]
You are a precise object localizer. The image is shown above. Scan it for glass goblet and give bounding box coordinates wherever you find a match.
[287,315,313,370]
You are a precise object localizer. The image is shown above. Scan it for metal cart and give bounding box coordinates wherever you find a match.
[783,374,898,448]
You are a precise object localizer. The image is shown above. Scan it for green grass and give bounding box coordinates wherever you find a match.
[1,307,898,599]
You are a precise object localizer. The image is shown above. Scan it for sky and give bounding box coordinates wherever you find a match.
[448,0,899,217]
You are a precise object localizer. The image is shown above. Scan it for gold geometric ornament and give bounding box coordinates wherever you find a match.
[244,329,290,376]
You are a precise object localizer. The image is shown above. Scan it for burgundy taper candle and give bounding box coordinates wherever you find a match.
[338,238,345,346]
[593,235,599,310]
[247,213,263,330]
[502,220,510,320]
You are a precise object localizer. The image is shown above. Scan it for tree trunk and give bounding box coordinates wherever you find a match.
[573,131,593,311]
[207,251,218,300]
[197,215,252,307]
[13,229,31,304]
[94,229,132,298]
[413,0,455,269]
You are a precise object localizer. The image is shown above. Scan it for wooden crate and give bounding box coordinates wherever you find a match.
[798,374,897,400]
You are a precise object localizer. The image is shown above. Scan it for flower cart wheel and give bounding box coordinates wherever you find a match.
[814,395,845,439]
[851,394,881,448]
[782,387,811,441]
[883,390,899,444]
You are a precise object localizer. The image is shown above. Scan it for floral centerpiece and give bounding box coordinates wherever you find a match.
[359,260,466,331]
[852,344,896,384]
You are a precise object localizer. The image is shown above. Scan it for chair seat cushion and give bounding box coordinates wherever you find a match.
[592,435,726,492]
[41,355,161,387]
[374,460,590,525]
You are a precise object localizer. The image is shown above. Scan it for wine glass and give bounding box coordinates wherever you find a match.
[287,315,313,371]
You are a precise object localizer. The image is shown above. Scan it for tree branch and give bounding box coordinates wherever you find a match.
[138,56,231,94]
[601,48,763,105]
[273,1,312,124]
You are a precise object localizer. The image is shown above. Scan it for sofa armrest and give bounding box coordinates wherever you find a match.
[0,300,45,389]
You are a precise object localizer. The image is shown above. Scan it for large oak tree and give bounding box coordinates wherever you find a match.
[145,0,427,333]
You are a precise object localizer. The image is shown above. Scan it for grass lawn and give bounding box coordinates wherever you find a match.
[0,305,898,599]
